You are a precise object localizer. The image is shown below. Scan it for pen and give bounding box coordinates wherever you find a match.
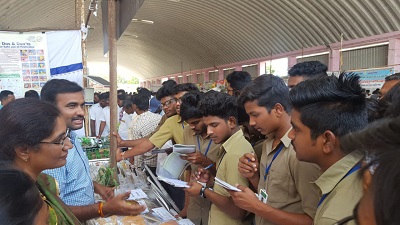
[204,163,214,170]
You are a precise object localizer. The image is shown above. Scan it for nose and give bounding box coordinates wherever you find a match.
[288,129,295,140]
[64,138,73,150]
[249,116,256,126]
[207,126,213,135]
[77,105,85,116]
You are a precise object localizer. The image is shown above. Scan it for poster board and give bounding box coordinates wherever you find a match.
[0,32,50,97]
[349,68,394,90]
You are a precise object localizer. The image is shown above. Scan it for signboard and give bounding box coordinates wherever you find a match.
[0,32,50,97]
[350,68,394,90]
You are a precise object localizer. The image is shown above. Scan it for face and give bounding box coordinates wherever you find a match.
[244,100,279,136]
[287,76,306,89]
[94,95,100,103]
[186,117,207,135]
[226,82,235,96]
[2,94,15,106]
[203,115,234,144]
[55,92,85,130]
[379,80,400,98]
[288,109,319,163]
[99,98,109,108]
[117,99,123,107]
[124,106,134,115]
[160,96,177,118]
[29,116,73,172]
[34,201,49,225]
[174,91,187,115]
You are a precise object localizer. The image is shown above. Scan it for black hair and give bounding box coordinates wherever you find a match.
[384,73,400,81]
[117,94,126,101]
[378,82,400,118]
[238,74,291,113]
[0,166,44,225]
[99,92,110,100]
[117,89,126,95]
[226,71,252,93]
[341,117,400,155]
[131,94,149,111]
[288,61,328,78]
[24,90,40,99]
[122,99,133,109]
[137,88,152,98]
[162,80,177,86]
[180,91,203,122]
[94,92,100,97]
[369,150,400,225]
[365,98,382,123]
[0,90,14,101]
[155,84,175,101]
[198,91,238,121]
[40,79,83,104]
[172,83,199,95]
[0,98,60,161]
[290,72,368,149]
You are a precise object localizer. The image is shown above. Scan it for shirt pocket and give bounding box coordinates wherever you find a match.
[265,171,290,203]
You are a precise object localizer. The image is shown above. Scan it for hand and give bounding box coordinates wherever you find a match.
[180,151,206,165]
[178,207,187,218]
[102,191,146,216]
[116,148,123,162]
[227,184,259,213]
[238,153,259,179]
[94,183,115,201]
[184,181,203,197]
[112,132,123,147]
[192,167,212,183]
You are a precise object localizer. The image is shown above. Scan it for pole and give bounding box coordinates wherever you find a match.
[108,0,118,170]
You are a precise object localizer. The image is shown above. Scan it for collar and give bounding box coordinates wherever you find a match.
[221,129,244,154]
[69,131,77,145]
[265,128,292,155]
[315,151,363,194]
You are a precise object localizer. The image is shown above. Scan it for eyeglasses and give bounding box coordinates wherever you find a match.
[174,97,182,104]
[39,129,70,148]
[161,98,176,108]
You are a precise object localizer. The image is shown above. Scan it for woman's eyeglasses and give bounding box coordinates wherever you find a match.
[39,129,70,148]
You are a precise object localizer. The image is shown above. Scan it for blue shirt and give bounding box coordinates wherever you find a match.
[44,131,95,206]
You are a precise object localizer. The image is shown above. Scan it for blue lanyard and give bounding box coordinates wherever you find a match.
[264,143,285,181]
[197,135,212,156]
[317,163,361,207]
[181,123,184,129]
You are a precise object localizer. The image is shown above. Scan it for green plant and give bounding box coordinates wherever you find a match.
[96,167,119,187]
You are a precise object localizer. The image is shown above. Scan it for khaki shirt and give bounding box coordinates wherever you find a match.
[183,126,220,225]
[145,113,168,139]
[314,151,363,225]
[149,115,186,147]
[209,129,253,225]
[256,129,321,225]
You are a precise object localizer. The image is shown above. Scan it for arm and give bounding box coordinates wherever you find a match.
[98,121,106,138]
[185,181,247,220]
[117,138,155,162]
[90,119,96,137]
[68,192,145,221]
[230,185,313,225]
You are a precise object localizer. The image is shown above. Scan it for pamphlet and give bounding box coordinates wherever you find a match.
[158,176,189,188]
[160,152,189,178]
[173,144,196,155]
[214,177,242,192]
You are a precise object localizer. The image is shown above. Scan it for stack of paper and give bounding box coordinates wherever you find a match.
[127,189,149,200]
[158,176,189,188]
[173,144,196,156]
[214,177,242,192]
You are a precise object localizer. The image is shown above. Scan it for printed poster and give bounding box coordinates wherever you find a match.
[350,68,394,90]
[0,32,50,97]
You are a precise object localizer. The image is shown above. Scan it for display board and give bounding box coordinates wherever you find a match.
[350,67,394,90]
[0,32,50,96]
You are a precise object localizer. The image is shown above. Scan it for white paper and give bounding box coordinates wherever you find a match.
[214,177,242,192]
[127,189,148,200]
[173,144,196,154]
[178,219,196,225]
[152,207,176,221]
[161,152,189,178]
[158,176,189,188]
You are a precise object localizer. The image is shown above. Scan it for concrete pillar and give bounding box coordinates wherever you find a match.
[388,38,400,72]
[204,71,210,82]
[235,65,242,71]
[182,75,188,83]
[258,62,266,75]
[329,49,341,72]
[218,69,224,81]
[288,56,297,69]
[191,74,198,84]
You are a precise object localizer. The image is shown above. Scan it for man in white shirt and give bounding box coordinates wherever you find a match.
[118,98,136,140]
[90,92,109,137]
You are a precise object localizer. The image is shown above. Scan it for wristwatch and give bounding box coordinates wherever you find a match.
[200,186,207,199]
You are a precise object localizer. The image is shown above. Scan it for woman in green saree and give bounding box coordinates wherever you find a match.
[0,98,81,225]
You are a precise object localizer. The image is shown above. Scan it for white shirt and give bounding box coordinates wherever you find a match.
[89,103,104,136]
[99,106,110,137]
[118,111,136,140]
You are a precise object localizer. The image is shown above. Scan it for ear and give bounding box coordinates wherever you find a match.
[321,130,337,154]
[273,103,284,117]
[227,116,237,129]
[15,146,30,162]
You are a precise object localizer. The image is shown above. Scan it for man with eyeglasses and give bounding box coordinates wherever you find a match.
[41,79,145,222]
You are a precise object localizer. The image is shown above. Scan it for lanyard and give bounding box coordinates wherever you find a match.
[197,135,212,156]
[181,123,185,129]
[317,163,361,207]
[264,143,285,181]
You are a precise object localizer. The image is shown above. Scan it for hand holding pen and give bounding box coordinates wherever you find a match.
[238,152,259,179]
[192,164,214,183]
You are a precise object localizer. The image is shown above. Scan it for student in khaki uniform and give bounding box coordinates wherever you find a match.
[115,83,199,161]
[179,91,220,225]
[288,73,369,225]
[185,91,253,225]
[230,74,320,225]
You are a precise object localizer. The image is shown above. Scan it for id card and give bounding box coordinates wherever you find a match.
[258,189,268,203]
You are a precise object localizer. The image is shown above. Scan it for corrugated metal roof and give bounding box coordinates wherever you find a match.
[1,0,399,79]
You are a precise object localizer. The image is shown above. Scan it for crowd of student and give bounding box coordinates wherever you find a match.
[0,60,399,225]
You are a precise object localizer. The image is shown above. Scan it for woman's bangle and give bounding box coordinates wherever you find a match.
[98,202,105,217]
